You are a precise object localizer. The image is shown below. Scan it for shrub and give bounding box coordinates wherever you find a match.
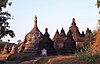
[75,48,100,63]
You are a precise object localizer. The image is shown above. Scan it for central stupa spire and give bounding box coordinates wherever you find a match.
[34,15,37,28]
[29,15,39,34]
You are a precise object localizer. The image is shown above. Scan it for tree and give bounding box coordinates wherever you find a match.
[96,0,100,8]
[0,0,15,39]
[96,0,100,30]
[83,33,93,49]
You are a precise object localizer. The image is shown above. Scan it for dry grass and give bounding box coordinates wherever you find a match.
[34,55,100,64]
[91,30,100,54]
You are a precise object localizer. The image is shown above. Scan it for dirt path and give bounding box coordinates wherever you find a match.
[35,56,77,64]
[19,55,100,64]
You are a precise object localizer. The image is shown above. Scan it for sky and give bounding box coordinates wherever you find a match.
[2,0,99,43]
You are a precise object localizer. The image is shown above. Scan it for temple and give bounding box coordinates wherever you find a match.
[53,18,92,52]
[22,16,42,53]
[0,16,93,60]
[69,18,85,50]
[63,30,76,54]
[38,28,57,56]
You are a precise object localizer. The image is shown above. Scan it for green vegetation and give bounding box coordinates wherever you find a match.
[83,33,93,49]
[75,48,100,64]
[0,43,3,49]
[0,0,15,39]
[97,0,100,8]
[76,29,100,63]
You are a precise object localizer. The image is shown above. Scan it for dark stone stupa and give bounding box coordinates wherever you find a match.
[38,28,57,56]
[63,30,76,54]
[52,29,59,42]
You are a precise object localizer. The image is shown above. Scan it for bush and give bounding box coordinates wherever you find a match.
[0,43,3,49]
[75,48,100,63]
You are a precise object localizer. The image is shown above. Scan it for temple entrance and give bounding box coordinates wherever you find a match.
[41,49,47,56]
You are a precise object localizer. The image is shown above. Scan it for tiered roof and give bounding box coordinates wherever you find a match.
[38,28,57,56]
[60,28,66,37]
[52,29,59,41]
[63,30,76,54]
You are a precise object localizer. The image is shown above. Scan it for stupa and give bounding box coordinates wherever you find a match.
[22,16,42,54]
[63,30,76,54]
[69,18,85,49]
[38,28,57,56]
[10,45,17,54]
[2,44,9,54]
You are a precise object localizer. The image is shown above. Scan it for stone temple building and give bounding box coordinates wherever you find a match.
[0,16,92,56]
[0,16,93,62]
[53,18,92,52]
[20,16,43,54]
[69,18,85,50]
[52,28,67,55]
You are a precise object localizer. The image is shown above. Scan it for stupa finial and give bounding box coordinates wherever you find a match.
[71,18,76,26]
[34,15,37,20]
[45,28,48,32]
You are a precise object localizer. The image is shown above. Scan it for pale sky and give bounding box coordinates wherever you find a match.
[2,0,98,43]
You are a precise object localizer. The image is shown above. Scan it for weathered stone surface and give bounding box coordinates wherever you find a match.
[21,16,42,53]
[10,45,17,54]
[23,16,42,45]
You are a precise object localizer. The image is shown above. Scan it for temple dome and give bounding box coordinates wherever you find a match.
[22,16,42,54]
[24,16,42,43]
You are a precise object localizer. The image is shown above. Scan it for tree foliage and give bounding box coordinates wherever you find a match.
[0,0,15,39]
[97,0,100,8]
[84,33,93,49]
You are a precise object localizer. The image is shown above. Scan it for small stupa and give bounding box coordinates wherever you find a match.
[38,28,57,56]
[52,28,67,55]
[60,28,66,38]
[2,44,9,54]
[63,30,76,54]
[18,44,24,53]
[10,45,17,54]
[69,18,85,49]
[52,29,59,42]
[86,28,92,35]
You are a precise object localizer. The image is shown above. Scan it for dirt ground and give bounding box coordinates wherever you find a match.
[19,55,100,64]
